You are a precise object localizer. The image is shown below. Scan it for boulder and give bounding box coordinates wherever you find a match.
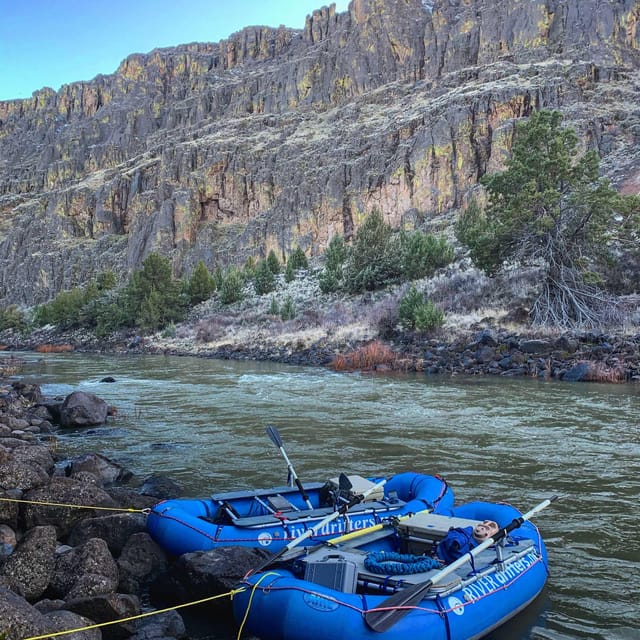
[23,477,119,538]
[562,362,592,382]
[65,593,140,640]
[10,382,43,404]
[0,489,20,527]
[0,587,49,640]
[10,443,56,472]
[0,525,57,600]
[117,532,168,594]
[59,391,109,427]
[68,513,147,555]
[519,339,552,354]
[150,546,272,609]
[41,609,101,640]
[0,459,50,492]
[0,523,17,558]
[50,538,119,600]
[140,474,183,499]
[70,453,133,485]
[128,610,187,640]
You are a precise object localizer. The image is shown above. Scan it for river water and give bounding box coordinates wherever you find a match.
[14,351,640,640]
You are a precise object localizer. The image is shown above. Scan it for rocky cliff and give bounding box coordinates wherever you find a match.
[1,0,639,306]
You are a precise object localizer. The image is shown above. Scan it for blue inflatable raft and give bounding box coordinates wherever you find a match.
[147,472,453,556]
[233,499,551,640]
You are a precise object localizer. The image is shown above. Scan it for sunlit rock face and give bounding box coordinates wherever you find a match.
[1,0,639,305]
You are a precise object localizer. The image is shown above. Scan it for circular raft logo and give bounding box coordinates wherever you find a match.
[448,596,465,616]
[257,532,273,546]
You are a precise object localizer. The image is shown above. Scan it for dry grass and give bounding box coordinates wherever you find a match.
[35,344,74,353]
[581,361,627,383]
[331,340,398,372]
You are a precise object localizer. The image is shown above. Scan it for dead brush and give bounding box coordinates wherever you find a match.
[331,340,398,372]
[582,361,626,383]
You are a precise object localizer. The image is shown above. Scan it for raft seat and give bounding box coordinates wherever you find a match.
[211,482,325,503]
[233,499,406,528]
[267,494,298,512]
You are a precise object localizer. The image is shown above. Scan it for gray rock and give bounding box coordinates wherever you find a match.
[140,475,183,499]
[50,538,119,600]
[42,609,101,640]
[60,391,109,427]
[68,512,147,555]
[0,459,50,492]
[0,587,49,640]
[129,610,187,640]
[65,592,140,640]
[519,339,553,354]
[10,444,56,473]
[23,476,119,537]
[117,532,168,594]
[0,523,17,558]
[0,525,57,600]
[563,362,592,382]
[150,546,272,609]
[70,452,133,486]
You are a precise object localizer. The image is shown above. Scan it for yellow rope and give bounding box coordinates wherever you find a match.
[235,572,280,640]
[21,588,247,640]
[0,497,148,513]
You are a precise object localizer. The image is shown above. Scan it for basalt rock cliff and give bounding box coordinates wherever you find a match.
[1,0,639,306]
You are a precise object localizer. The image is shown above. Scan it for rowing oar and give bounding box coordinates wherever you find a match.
[326,507,433,546]
[364,495,558,633]
[250,476,388,575]
[266,425,313,509]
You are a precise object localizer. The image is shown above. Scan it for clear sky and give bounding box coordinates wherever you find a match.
[0,0,351,101]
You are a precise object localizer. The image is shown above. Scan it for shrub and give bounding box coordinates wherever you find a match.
[399,286,444,332]
[319,234,346,293]
[284,260,295,283]
[243,256,258,279]
[267,249,281,274]
[220,268,244,304]
[402,231,455,280]
[280,296,296,320]
[187,260,216,305]
[34,286,93,329]
[124,253,187,330]
[0,305,27,331]
[254,259,276,295]
[269,297,280,315]
[343,209,404,292]
[96,271,117,291]
[288,246,309,271]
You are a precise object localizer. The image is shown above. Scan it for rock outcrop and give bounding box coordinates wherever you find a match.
[0,381,181,640]
[1,0,639,305]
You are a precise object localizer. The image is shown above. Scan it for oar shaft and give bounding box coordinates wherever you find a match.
[266,426,313,509]
[328,508,432,545]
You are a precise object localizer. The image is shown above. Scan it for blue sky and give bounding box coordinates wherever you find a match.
[0,0,351,101]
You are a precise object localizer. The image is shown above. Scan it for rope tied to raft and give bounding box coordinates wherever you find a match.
[364,551,441,575]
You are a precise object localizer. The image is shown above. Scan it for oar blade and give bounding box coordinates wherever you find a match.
[364,582,431,632]
[266,425,283,448]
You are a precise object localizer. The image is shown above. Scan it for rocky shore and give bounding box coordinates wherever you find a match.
[3,322,639,383]
[0,380,262,640]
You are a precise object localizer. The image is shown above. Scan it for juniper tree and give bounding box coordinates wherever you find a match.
[456,109,640,328]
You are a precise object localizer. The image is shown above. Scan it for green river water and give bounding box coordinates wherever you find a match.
[14,351,640,640]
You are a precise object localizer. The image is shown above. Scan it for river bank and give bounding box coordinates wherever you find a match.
[1,266,639,383]
[2,323,639,383]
